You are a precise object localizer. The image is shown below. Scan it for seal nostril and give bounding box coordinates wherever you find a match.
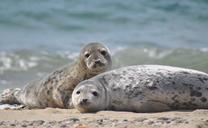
[83,99,88,103]
[95,60,101,64]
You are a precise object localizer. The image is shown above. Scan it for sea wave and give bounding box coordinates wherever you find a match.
[1,47,208,90]
[113,47,208,72]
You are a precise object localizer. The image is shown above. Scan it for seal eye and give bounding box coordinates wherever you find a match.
[76,91,80,95]
[100,50,107,56]
[92,91,98,97]
[84,53,90,58]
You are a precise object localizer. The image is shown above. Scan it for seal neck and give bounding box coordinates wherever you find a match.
[98,77,111,110]
[75,59,98,80]
[70,59,88,79]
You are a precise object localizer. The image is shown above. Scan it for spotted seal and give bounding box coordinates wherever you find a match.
[0,42,112,108]
[72,65,208,113]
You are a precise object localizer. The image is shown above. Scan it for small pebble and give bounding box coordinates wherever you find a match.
[60,124,67,128]
[147,121,154,125]
[0,121,5,125]
[70,118,80,122]
[134,118,147,122]
[10,123,16,126]
[157,117,169,121]
[33,120,45,125]
[21,124,27,127]
[123,119,128,122]
[97,119,103,125]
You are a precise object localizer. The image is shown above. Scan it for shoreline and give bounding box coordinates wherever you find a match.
[0,108,208,128]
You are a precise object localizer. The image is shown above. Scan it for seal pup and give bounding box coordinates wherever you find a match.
[72,65,208,113]
[0,42,112,108]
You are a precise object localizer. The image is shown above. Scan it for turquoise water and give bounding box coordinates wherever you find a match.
[1,0,208,50]
[0,0,208,90]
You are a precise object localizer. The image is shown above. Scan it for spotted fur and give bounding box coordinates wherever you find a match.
[0,43,112,108]
[72,65,208,113]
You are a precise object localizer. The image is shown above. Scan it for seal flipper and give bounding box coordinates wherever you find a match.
[138,100,171,112]
[0,88,21,104]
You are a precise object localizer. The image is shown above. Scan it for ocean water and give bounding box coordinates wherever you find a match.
[0,0,208,90]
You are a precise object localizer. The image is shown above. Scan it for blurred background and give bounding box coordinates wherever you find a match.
[0,0,208,90]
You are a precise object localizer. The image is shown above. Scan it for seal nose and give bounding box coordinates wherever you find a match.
[80,99,89,106]
[82,99,88,103]
[94,59,101,64]
[92,59,105,69]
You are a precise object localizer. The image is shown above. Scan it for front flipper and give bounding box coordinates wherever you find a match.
[138,100,171,112]
[0,88,21,105]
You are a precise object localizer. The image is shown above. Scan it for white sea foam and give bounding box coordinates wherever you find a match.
[30,56,41,61]
[111,46,126,55]
[143,48,173,59]
[0,52,40,74]
[0,52,12,73]
[67,52,79,59]
[0,104,24,110]
[56,51,78,60]
[200,48,208,52]
[0,47,208,91]
[18,59,38,70]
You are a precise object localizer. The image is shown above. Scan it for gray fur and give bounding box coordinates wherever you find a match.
[72,65,208,113]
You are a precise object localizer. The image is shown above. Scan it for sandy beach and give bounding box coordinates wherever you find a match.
[0,108,208,128]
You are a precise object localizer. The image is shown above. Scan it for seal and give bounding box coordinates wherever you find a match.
[72,65,208,113]
[0,42,112,108]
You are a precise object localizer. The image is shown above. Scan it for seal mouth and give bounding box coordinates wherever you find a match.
[79,102,90,106]
[88,63,107,73]
[78,99,91,107]
[91,60,106,67]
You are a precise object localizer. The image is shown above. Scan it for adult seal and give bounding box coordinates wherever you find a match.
[0,42,112,108]
[72,65,208,113]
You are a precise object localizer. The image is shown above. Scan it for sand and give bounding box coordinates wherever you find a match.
[0,108,208,128]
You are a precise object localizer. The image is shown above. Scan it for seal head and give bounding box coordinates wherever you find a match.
[72,80,109,113]
[79,43,112,75]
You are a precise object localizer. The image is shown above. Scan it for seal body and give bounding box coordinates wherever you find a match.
[0,42,112,108]
[72,65,208,113]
